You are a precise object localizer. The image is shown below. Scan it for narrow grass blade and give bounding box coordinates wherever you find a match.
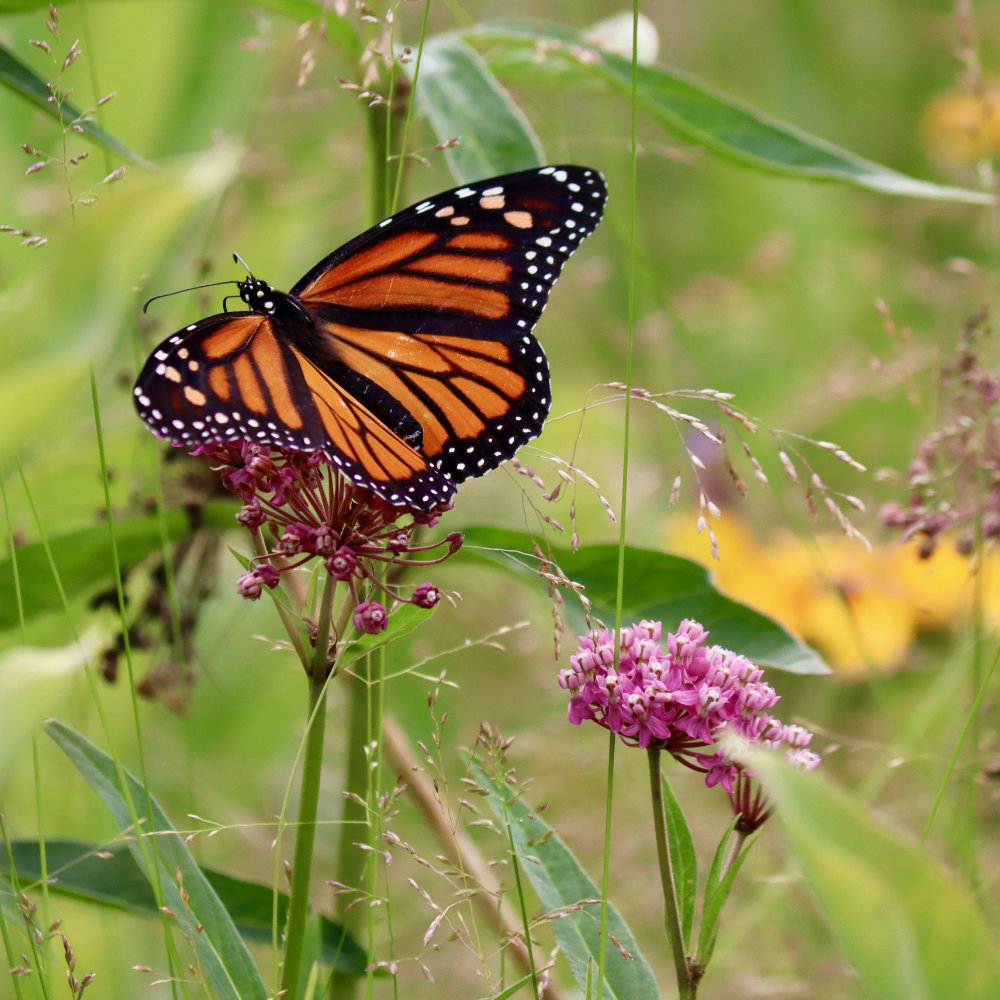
[416,33,544,182]
[473,764,659,1000]
[44,721,267,1000]
[7,838,367,975]
[461,527,830,674]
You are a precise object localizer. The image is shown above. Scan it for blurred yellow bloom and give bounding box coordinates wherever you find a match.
[664,515,992,676]
[922,82,1000,164]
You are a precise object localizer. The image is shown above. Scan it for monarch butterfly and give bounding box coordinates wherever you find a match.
[134,165,607,510]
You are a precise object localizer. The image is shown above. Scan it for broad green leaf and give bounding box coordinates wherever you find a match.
[45,720,267,1000]
[470,22,992,204]
[416,34,543,182]
[6,839,367,975]
[0,501,236,630]
[473,763,659,1000]
[0,41,151,166]
[460,527,830,674]
[751,749,1000,1000]
[659,774,697,949]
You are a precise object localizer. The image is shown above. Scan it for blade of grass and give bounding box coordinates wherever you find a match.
[45,720,267,1000]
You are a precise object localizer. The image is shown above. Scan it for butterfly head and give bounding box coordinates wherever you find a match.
[239,277,279,315]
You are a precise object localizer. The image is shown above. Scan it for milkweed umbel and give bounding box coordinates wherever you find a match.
[134,165,607,511]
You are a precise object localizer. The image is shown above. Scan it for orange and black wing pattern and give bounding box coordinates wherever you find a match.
[134,165,606,510]
[133,312,453,506]
[290,166,606,486]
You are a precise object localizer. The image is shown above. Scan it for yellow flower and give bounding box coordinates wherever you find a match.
[664,515,991,676]
[922,81,1000,164]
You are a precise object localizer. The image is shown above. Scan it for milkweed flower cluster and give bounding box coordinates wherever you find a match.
[189,442,459,633]
[880,317,1000,558]
[558,618,820,808]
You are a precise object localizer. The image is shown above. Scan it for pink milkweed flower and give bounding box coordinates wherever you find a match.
[559,618,820,815]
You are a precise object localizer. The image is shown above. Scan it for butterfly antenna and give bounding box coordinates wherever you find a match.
[142,279,239,314]
[232,251,255,277]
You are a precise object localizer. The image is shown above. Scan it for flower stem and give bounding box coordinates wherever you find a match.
[328,652,375,1000]
[647,747,695,1000]
[280,667,329,997]
[280,575,339,999]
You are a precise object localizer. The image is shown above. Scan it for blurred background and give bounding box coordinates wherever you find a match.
[1,1,998,997]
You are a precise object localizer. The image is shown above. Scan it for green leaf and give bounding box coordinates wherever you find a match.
[695,823,755,967]
[750,749,1000,1000]
[659,774,697,949]
[338,602,436,669]
[0,41,152,166]
[473,763,659,1000]
[470,22,992,204]
[45,720,267,1000]
[415,34,544,182]
[460,527,830,674]
[6,839,367,975]
[0,502,236,630]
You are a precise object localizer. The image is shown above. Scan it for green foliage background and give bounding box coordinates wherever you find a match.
[1,1,998,998]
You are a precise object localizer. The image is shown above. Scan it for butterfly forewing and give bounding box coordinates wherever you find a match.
[134,165,606,509]
[291,165,606,483]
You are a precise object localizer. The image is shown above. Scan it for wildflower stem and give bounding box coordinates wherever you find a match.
[329,652,374,1000]
[280,574,337,1000]
[364,648,386,1000]
[647,747,694,999]
[596,730,616,998]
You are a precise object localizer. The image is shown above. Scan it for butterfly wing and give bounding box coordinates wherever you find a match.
[133,312,455,508]
[289,165,607,484]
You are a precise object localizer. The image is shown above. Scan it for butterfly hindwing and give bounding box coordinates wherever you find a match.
[134,165,606,509]
[133,313,454,506]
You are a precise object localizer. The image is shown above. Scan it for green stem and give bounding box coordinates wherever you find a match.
[648,748,694,1000]
[280,575,339,999]
[281,670,329,997]
[364,651,386,1000]
[595,731,616,1000]
[328,654,374,1000]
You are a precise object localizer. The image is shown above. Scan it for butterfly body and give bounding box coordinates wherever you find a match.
[135,165,607,510]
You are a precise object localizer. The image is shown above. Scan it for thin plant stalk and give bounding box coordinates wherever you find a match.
[328,650,377,1000]
[280,574,340,999]
[364,649,388,1000]
[602,8,642,998]
[648,747,694,1000]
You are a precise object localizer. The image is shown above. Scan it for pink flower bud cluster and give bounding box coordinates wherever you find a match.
[189,442,458,634]
[559,619,820,793]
